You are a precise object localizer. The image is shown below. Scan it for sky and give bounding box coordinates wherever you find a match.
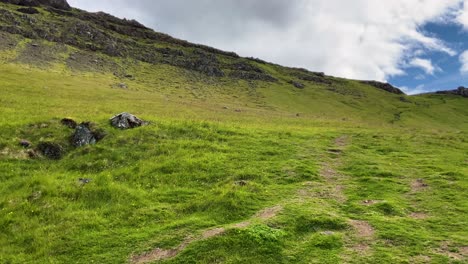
[67,0,468,94]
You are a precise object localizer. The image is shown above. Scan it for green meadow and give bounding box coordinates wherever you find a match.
[0,3,467,263]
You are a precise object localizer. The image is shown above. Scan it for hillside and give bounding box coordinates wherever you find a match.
[0,1,467,263]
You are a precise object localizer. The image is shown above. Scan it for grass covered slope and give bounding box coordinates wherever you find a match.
[0,1,467,264]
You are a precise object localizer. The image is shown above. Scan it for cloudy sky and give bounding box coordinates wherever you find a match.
[68,0,468,94]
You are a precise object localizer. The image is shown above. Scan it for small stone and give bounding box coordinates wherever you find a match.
[235,180,248,186]
[19,139,31,148]
[290,81,305,89]
[78,178,92,185]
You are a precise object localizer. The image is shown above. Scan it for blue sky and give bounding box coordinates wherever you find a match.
[389,22,468,94]
[69,0,468,94]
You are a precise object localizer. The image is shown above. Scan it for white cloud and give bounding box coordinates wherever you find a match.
[457,0,468,28]
[68,0,461,84]
[460,50,468,73]
[409,58,440,75]
[400,84,428,95]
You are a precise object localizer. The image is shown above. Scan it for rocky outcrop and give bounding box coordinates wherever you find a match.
[435,86,468,97]
[110,113,148,129]
[0,0,71,10]
[361,81,405,95]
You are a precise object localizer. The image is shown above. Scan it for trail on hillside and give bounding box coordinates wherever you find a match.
[130,205,283,263]
[130,135,375,263]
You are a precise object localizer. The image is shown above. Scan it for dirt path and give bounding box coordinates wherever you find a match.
[130,205,283,263]
[131,135,364,263]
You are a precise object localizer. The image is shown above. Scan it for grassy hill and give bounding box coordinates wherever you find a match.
[0,1,467,263]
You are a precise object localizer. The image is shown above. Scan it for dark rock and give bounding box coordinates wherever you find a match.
[110,112,147,129]
[435,86,468,97]
[246,57,267,64]
[290,80,305,89]
[231,61,263,73]
[61,117,77,128]
[37,142,64,160]
[71,123,95,147]
[17,7,39,14]
[229,71,277,82]
[0,0,71,10]
[71,122,105,147]
[78,178,91,184]
[176,51,225,77]
[297,73,331,84]
[235,180,248,186]
[361,81,405,95]
[19,139,31,148]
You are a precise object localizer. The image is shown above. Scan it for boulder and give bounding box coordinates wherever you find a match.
[71,122,106,147]
[37,142,64,160]
[71,123,96,147]
[110,112,147,129]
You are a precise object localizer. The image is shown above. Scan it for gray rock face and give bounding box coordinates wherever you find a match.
[361,81,405,95]
[110,112,147,129]
[436,86,468,97]
[0,0,71,10]
[71,123,96,147]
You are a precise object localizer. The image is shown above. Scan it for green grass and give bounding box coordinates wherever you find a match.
[0,10,467,263]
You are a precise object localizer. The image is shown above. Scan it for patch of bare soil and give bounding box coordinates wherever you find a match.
[436,242,468,260]
[131,205,283,263]
[231,221,250,228]
[320,164,337,180]
[351,243,370,253]
[410,255,432,263]
[409,212,429,220]
[256,206,283,220]
[130,238,192,264]
[411,179,429,192]
[201,228,225,239]
[334,135,349,148]
[349,220,374,238]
